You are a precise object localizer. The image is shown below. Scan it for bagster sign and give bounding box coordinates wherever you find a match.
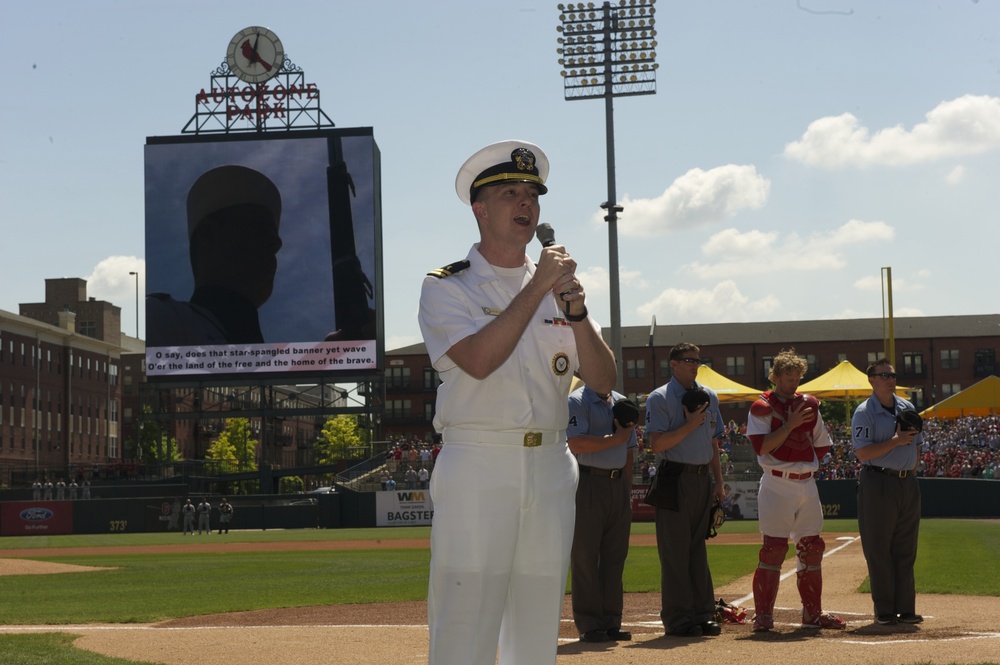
[375,490,434,527]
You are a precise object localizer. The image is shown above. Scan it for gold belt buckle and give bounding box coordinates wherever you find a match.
[523,432,542,447]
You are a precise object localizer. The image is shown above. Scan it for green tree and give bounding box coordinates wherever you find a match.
[129,406,182,464]
[206,418,259,474]
[315,415,366,466]
[279,475,304,493]
[819,398,861,427]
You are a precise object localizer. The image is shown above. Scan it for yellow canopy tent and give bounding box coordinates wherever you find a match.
[920,375,1000,418]
[695,365,761,404]
[797,360,910,401]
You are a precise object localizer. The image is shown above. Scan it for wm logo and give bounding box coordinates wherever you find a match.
[397,492,426,501]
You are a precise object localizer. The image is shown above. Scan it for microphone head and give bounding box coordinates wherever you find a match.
[536,223,556,247]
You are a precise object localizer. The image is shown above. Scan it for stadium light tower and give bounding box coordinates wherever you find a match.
[557,0,658,391]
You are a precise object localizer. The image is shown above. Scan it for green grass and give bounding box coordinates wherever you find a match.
[0,549,431,624]
[0,634,162,665]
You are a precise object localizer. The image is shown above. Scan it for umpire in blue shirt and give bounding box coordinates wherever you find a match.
[567,384,639,643]
[851,358,923,626]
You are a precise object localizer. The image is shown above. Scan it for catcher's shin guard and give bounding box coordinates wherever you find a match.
[796,535,825,621]
[753,536,788,620]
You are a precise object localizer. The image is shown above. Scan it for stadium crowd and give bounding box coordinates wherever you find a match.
[814,415,1000,480]
[384,415,1000,488]
[704,415,999,482]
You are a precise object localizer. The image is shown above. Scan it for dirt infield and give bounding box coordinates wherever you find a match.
[2,533,998,664]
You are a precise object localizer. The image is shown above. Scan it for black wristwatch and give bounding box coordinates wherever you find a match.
[564,306,588,322]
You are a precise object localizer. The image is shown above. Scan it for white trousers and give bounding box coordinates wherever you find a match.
[757,473,824,568]
[427,440,578,665]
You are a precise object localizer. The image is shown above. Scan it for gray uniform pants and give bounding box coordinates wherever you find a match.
[654,467,715,633]
[570,469,632,634]
[857,467,921,618]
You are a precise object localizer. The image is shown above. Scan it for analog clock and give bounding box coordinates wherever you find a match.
[227,27,284,84]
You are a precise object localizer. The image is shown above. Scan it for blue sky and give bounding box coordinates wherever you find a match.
[3,1,998,351]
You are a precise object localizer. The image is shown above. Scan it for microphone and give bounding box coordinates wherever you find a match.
[536,222,556,248]
[536,223,574,303]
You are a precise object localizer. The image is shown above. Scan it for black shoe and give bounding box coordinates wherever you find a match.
[606,628,632,641]
[876,614,897,625]
[699,620,722,636]
[898,613,923,624]
[668,623,702,637]
[579,629,610,643]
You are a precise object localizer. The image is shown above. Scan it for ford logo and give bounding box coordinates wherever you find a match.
[20,508,54,522]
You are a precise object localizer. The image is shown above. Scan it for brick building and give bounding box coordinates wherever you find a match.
[1,277,130,487]
[383,314,1000,442]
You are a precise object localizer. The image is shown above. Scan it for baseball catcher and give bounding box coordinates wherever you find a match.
[745,349,846,632]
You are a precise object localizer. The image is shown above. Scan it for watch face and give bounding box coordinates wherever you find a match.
[227,27,284,84]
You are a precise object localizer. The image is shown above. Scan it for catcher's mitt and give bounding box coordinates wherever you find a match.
[714,598,747,624]
[682,387,711,413]
[896,408,923,433]
[612,398,640,430]
[706,499,725,539]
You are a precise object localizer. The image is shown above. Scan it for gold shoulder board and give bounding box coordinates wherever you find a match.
[427,259,471,279]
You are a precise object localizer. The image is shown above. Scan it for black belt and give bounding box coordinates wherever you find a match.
[664,461,710,475]
[579,464,624,479]
[864,465,911,478]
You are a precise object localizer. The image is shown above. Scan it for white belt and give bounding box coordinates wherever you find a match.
[442,428,565,447]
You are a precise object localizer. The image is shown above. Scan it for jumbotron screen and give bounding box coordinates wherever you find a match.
[143,128,383,379]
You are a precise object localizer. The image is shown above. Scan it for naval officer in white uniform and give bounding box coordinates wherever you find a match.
[418,139,617,665]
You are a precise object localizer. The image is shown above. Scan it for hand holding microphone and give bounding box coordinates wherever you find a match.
[535,223,585,319]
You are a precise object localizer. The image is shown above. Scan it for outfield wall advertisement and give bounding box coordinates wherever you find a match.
[375,490,434,527]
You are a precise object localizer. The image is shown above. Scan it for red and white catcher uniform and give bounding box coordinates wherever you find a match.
[746,391,845,630]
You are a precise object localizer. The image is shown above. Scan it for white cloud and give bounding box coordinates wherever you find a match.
[578,265,648,296]
[684,219,894,280]
[609,165,770,237]
[946,165,966,184]
[637,280,782,324]
[578,266,609,295]
[784,94,1000,168]
[86,256,145,305]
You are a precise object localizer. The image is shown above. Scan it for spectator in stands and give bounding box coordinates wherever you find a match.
[385,476,397,491]
[418,466,430,489]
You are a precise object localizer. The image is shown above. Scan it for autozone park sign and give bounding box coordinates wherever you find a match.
[195,82,320,121]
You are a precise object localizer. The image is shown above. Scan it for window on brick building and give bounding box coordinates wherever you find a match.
[941,383,961,398]
[387,367,410,389]
[974,349,995,377]
[386,400,411,418]
[902,352,925,376]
